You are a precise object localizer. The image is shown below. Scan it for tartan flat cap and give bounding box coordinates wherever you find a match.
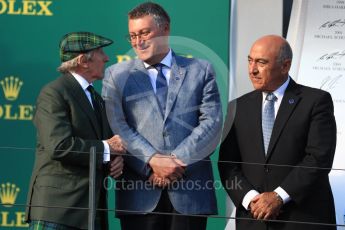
[59,31,113,62]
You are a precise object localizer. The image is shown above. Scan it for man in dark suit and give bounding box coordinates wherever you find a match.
[102,2,223,230]
[25,32,126,230]
[218,35,337,230]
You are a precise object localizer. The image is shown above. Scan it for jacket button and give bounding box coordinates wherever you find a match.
[264,166,269,173]
[163,131,168,137]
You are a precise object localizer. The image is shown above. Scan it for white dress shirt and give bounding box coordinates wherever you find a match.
[71,72,110,162]
[242,77,292,210]
[143,49,172,93]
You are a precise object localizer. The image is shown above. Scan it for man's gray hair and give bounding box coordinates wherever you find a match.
[57,51,94,73]
[277,41,293,64]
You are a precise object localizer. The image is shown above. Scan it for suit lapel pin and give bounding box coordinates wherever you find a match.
[289,98,295,104]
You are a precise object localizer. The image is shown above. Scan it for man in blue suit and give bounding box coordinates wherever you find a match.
[102,2,223,230]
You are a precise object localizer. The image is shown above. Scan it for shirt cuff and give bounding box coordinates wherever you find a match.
[274,187,291,204]
[242,190,260,210]
[102,140,110,163]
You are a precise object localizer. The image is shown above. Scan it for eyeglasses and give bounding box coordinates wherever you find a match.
[126,30,151,43]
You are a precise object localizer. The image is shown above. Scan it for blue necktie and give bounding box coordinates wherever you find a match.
[153,63,168,113]
[262,93,277,154]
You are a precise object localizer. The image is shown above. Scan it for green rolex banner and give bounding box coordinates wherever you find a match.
[0,0,229,229]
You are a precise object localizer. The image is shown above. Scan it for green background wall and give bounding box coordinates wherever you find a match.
[0,0,229,228]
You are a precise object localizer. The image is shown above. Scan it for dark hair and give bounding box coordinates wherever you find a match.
[128,2,170,29]
[277,41,293,63]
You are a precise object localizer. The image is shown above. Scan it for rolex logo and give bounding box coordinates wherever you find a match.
[0,76,23,101]
[0,183,20,207]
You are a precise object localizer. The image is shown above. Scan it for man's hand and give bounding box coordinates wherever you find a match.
[109,156,124,179]
[149,173,171,188]
[148,153,186,182]
[107,135,126,154]
[250,192,283,220]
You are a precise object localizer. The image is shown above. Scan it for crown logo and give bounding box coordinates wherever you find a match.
[0,183,20,207]
[0,76,23,101]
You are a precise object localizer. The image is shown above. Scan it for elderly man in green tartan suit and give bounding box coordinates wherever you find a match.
[25,32,126,230]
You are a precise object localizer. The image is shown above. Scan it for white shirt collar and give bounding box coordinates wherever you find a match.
[143,49,172,69]
[70,71,92,90]
[263,76,290,101]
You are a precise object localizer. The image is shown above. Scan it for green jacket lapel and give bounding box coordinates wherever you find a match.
[62,74,102,139]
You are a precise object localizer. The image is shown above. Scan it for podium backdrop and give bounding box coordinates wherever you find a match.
[287,0,345,227]
[0,0,229,229]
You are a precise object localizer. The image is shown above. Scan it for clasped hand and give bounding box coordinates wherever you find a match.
[107,135,126,154]
[148,153,186,187]
[250,192,283,220]
[106,135,126,179]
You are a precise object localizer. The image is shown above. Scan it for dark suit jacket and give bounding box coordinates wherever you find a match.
[25,73,113,229]
[218,79,336,230]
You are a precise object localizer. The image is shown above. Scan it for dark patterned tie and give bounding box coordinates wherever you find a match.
[262,93,277,154]
[87,85,102,125]
[153,63,168,113]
